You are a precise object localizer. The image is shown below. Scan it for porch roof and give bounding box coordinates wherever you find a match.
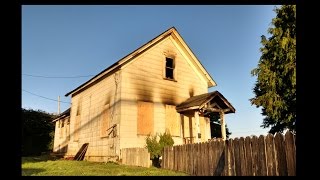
[176,91,235,114]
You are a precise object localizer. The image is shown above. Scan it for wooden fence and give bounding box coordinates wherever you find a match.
[162,131,295,176]
[120,148,151,168]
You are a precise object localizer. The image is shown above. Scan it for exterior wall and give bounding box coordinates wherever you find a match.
[119,36,209,149]
[66,71,121,162]
[53,116,70,153]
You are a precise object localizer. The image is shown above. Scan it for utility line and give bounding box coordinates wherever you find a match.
[22,73,94,79]
[22,89,71,104]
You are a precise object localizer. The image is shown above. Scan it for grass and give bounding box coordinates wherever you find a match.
[22,155,189,176]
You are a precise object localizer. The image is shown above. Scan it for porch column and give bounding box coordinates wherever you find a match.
[195,111,200,143]
[220,111,226,140]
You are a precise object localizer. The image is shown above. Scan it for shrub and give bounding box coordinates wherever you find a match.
[145,131,174,167]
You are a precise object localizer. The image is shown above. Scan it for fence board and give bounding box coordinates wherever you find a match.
[275,133,288,176]
[161,132,295,176]
[208,141,214,176]
[265,134,277,176]
[239,137,247,175]
[258,135,267,176]
[251,136,259,176]
[179,145,182,172]
[201,143,206,176]
[244,137,253,176]
[121,148,150,168]
[285,132,296,176]
[228,139,236,176]
[169,147,174,169]
[189,144,193,175]
[233,138,241,176]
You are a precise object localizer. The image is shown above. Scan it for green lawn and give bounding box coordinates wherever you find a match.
[22,155,189,176]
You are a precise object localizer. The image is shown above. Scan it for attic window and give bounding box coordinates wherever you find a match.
[165,57,175,80]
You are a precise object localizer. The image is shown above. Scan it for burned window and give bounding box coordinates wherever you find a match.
[165,57,175,80]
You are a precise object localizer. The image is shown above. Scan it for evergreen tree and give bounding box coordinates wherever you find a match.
[22,108,55,156]
[250,5,296,134]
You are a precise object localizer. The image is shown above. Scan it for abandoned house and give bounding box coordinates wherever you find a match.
[52,27,235,162]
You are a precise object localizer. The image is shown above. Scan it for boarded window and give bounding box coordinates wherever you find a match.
[66,118,70,140]
[60,120,64,138]
[137,101,154,135]
[76,97,82,116]
[165,57,175,79]
[74,116,81,141]
[165,105,181,137]
[100,104,110,138]
[74,98,82,141]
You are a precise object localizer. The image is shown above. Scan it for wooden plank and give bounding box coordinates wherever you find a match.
[244,136,253,176]
[233,138,241,176]
[169,146,173,170]
[73,143,89,161]
[181,145,184,172]
[163,147,166,169]
[213,139,226,176]
[228,139,236,176]
[257,135,267,176]
[188,144,193,175]
[274,133,288,176]
[178,145,182,172]
[251,136,259,176]
[137,101,154,135]
[265,134,277,176]
[207,141,213,176]
[100,104,110,137]
[204,142,210,176]
[285,131,296,176]
[165,105,181,136]
[194,143,199,176]
[199,143,203,176]
[222,141,228,176]
[211,140,218,175]
[202,142,207,176]
[73,115,81,141]
[239,137,247,176]
[172,146,176,171]
[175,146,178,171]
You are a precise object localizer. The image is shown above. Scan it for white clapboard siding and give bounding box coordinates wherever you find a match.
[66,71,121,160]
[119,37,209,149]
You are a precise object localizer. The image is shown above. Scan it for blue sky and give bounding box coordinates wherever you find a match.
[22,5,277,138]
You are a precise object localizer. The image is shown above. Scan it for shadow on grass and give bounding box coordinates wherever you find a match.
[22,154,62,164]
[22,168,45,176]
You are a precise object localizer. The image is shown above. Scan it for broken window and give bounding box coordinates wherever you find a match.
[165,57,175,80]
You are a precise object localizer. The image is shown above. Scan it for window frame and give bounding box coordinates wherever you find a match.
[163,56,177,81]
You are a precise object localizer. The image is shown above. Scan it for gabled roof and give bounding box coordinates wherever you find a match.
[65,26,216,97]
[52,108,70,122]
[176,91,235,114]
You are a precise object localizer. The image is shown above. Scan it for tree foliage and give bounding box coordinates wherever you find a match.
[210,115,231,139]
[250,5,296,134]
[145,131,174,167]
[22,108,55,156]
